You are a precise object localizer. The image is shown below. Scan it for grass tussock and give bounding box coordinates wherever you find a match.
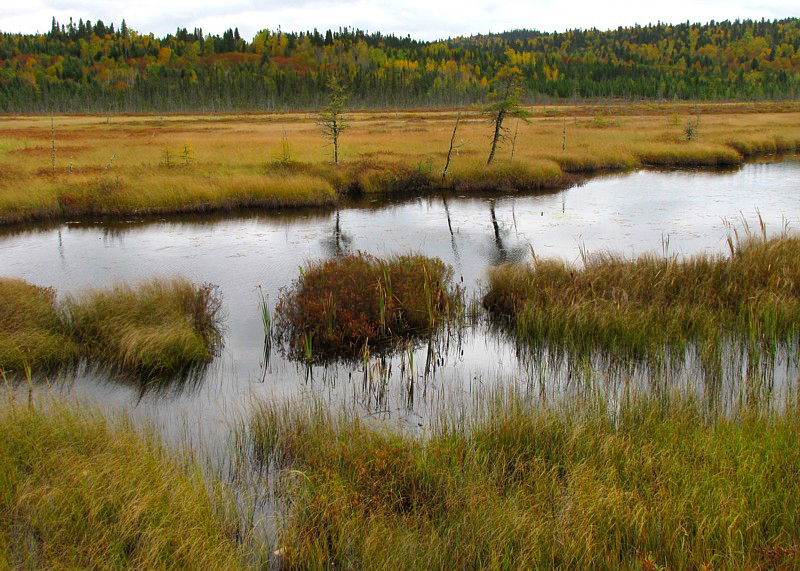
[726,134,800,157]
[483,234,800,368]
[0,278,78,373]
[0,277,222,379]
[0,397,242,569]
[449,159,569,193]
[633,142,742,167]
[335,159,437,196]
[274,254,463,360]
[247,391,800,569]
[548,149,639,172]
[67,278,223,378]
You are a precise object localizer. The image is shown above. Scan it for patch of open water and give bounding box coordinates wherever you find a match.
[1,160,799,444]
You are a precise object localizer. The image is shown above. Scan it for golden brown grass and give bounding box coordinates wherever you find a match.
[246,389,800,569]
[66,278,224,378]
[483,234,800,375]
[0,395,243,569]
[0,278,78,374]
[0,101,798,223]
[0,277,223,379]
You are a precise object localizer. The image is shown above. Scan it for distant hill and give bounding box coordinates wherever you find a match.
[1,17,798,112]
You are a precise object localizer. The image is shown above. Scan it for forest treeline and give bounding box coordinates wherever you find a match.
[1,17,799,112]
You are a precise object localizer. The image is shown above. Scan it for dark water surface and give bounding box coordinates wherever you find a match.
[2,160,799,443]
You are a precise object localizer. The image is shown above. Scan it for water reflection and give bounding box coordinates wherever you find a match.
[488,199,528,265]
[320,210,352,258]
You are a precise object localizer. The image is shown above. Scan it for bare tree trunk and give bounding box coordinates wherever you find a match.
[511,119,519,160]
[441,112,461,182]
[51,117,56,171]
[333,124,339,165]
[487,109,505,165]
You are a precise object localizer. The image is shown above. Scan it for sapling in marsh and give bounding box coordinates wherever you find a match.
[684,114,701,141]
[484,65,531,165]
[318,75,349,165]
[50,117,56,171]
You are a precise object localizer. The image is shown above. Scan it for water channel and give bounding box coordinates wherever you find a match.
[1,159,799,445]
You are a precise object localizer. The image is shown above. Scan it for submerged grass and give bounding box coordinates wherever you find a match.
[0,278,78,374]
[274,253,463,361]
[0,277,223,379]
[247,390,800,569]
[483,234,800,373]
[0,395,243,569]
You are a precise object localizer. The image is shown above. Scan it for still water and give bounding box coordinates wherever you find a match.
[1,160,799,440]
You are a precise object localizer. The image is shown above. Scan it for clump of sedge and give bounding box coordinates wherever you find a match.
[275,253,463,361]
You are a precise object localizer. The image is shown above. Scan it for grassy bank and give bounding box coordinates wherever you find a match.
[483,234,800,375]
[247,390,800,569]
[0,396,243,569]
[4,384,799,569]
[274,253,463,361]
[0,277,222,379]
[0,102,798,224]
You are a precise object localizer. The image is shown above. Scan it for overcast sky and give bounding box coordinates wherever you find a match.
[2,0,797,41]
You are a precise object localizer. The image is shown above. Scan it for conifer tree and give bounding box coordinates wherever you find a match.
[484,65,531,165]
[318,76,349,165]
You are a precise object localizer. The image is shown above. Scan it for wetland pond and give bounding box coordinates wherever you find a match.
[2,159,800,445]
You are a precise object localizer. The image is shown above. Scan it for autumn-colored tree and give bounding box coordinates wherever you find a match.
[2,18,799,112]
[484,65,531,165]
[318,75,349,165]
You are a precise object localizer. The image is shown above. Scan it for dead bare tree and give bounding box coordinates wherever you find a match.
[441,112,462,182]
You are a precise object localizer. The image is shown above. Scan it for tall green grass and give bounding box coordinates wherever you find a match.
[0,278,78,374]
[0,396,243,569]
[483,234,800,379]
[274,253,463,361]
[245,389,800,569]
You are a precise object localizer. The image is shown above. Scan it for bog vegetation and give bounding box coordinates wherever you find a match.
[0,277,222,379]
[1,16,800,567]
[243,388,800,569]
[483,231,800,382]
[1,103,798,225]
[0,396,243,569]
[3,223,800,569]
[1,18,799,111]
[275,253,463,361]
[7,382,799,569]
